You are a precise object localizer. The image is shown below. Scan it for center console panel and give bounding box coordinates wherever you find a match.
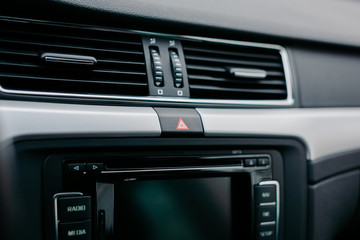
[47,150,278,240]
[2,138,306,240]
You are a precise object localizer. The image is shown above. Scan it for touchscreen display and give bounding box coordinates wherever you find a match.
[114,177,232,240]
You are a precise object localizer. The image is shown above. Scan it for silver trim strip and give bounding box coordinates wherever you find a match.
[0,100,161,142]
[100,154,270,174]
[0,16,294,106]
[199,153,270,160]
[259,202,276,207]
[259,181,280,240]
[53,192,83,240]
[260,221,276,226]
[41,53,97,66]
[197,107,360,160]
[229,68,267,79]
[102,166,246,174]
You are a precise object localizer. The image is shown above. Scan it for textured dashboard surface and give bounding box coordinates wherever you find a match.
[49,0,360,48]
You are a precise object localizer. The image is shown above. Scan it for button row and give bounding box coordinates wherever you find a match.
[56,194,92,240]
[243,157,270,167]
[67,163,104,174]
[254,183,278,240]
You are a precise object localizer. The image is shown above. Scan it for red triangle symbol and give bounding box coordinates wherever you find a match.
[176,118,189,130]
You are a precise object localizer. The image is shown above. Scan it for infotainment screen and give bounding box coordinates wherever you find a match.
[96,173,251,240]
[115,177,232,240]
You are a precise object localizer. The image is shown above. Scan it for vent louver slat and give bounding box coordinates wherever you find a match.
[0,19,148,97]
[183,40,289,100]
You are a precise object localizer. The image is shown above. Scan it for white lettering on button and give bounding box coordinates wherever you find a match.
[67,205,86,212]
[260,230,273,237]
[67,229,87,237]
[262,211,270,217]
[262,192,271,198]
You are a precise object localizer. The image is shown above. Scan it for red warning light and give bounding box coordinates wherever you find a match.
[176,118,189,130]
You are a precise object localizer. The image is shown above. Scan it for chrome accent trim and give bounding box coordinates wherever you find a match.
[41,53,97,66]
[101,165,247,174]
[197,107,360,160]
[260,221,276,226]
[259,202,276,207]
[0,16,294,106]
[228,68,267,79]
[259,181,280,240]
[53,192,83,240]
[0,100,161,142]
[101,153,270,174]
[199,153,270,160]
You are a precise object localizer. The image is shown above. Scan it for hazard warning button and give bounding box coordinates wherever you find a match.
[176,118,189,130]
[154,108,204,135]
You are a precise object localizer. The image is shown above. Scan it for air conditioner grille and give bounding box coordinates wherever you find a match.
[0,19,148,96]
[183,40,288,100]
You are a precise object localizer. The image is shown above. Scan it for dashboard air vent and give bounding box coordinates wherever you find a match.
[183,40,289,100]
[0,19,148,97]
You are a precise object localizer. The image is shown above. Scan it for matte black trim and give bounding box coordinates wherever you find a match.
[308,170,360,240]
[308,149,360,183]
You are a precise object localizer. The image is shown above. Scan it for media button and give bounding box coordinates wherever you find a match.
[59,220,91,240]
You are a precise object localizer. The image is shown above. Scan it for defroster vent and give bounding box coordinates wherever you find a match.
[0,19,148,97]
[183,39,290,101]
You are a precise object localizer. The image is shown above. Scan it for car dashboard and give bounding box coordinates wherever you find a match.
[1,1,360,240]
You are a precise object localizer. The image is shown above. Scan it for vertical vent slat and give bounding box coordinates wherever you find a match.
[0,19,148,97]
[183,40,288,100]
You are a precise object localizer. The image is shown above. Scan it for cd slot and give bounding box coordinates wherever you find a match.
[64,154,270,175]
[103,154,269,173]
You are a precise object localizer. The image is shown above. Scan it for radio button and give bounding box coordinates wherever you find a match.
[59,220,91,240]
[256,206,276,224]
[256,225,276,240]
[255,185,276,204]
[58,196,91,222]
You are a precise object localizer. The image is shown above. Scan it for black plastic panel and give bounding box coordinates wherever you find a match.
[308,170,360,240]
[308,149,360,183]
[0,137,306,240]
[291,46,360,107]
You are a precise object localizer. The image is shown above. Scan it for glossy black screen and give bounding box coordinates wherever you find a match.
[114,177,232,240]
